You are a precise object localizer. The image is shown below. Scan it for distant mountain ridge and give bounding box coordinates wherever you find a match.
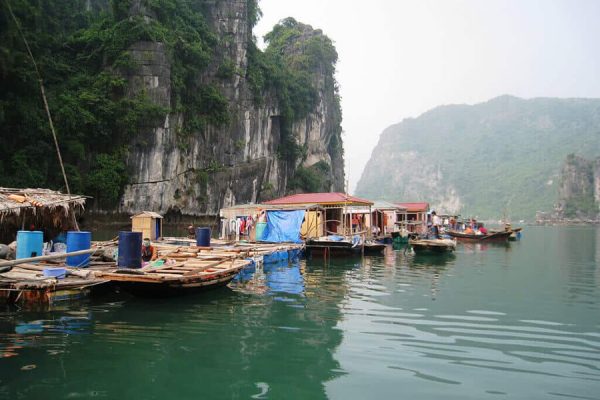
[355,95,600,220]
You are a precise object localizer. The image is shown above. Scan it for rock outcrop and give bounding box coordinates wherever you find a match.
[119,2,344,215]
[555,154,600,220]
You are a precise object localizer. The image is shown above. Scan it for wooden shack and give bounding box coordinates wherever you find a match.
[131,211,163,240]
[264,192,373,237]
[395,202,429,233]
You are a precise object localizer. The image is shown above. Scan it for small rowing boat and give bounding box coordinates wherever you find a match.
[409,238,456,254]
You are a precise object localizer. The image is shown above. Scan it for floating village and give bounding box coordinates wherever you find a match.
[0,187,523,308]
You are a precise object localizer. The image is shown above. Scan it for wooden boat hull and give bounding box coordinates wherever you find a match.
[114,272,239,297]
[97,263,246,298]
[409,239,456,254]
[363,243,386,254]
[305,240,362,257]
[447,230,512,242]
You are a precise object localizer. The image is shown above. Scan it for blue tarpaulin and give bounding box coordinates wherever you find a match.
[262,210,305,243]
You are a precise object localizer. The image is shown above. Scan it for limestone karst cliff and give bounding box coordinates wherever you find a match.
[120,3,344,215]
[555,154,600,220]
[0,1,344,216]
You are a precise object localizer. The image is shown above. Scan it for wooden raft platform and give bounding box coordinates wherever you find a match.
[0,241,305,303]
[93,242,304,296]
[0,263,110,305]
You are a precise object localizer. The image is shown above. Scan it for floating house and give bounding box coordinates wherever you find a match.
[131,211,163,240]
[371,201,407,236]
[396,202,429,233]
[219,203,322,241]
[0,188,87,244]
[264,193,374,238]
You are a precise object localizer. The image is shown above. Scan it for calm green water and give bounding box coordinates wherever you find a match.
[1,226,599,399]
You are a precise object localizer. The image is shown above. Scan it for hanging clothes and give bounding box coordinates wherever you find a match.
[239,217,246,235]
[246,215,254,234]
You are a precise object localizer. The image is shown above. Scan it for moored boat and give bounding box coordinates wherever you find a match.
[363,240,386,254]
[305,235,363,256]
[409,238,456,254]
[447,230,512,242]
[95,259,250,297]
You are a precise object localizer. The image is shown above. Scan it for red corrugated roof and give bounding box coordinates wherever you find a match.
[265,192,373,206]
[396,202,429,212]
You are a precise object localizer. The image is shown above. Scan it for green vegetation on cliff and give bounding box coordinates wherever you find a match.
[356,96,600,220]
[0,0,221,206]
[247,17,340,168]
[559,154,599,219]
[0,1,341,206]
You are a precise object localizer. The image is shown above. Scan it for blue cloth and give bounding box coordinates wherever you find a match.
[262,210,305,243]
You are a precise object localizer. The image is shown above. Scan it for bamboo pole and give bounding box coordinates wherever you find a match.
[0,248,98,267]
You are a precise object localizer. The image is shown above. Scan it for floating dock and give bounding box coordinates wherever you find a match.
[0,240,305,305]
[0,263,109,306]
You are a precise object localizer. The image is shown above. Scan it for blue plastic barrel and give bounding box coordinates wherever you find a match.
[255,222,267,241]
[66,231,92,267]
[118,231,142,269]
[196,227,211,247]
[16,231,43,260]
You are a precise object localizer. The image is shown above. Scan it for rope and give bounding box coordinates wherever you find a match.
[4,0,79,231]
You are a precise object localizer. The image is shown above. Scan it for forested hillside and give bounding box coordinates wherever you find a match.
[356,95,600,220]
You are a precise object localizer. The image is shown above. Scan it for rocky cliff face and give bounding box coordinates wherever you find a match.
[119,1,344,215]
[556,154,600,220]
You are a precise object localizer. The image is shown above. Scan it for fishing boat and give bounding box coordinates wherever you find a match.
[363,240,386,254]
[508,227,523,241]
[409,238,456,254]
[305,235,363,256]
[447,230,512,242]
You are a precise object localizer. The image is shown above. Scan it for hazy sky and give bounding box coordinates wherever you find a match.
[254,0,600,193]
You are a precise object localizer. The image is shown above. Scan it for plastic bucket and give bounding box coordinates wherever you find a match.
[118,231,142,269]
[66,231,92,267]
[196,227,211,247]
[255,222,267,241]
[16,231,43,260]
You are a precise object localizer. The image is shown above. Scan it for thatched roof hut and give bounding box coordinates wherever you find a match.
[0,188,87,243]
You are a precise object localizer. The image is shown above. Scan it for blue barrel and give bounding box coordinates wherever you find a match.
[118,231,142,269]
[16,231,43,260]
[255,222,267,241]
[66,231,92,267]
[196,227,211,247]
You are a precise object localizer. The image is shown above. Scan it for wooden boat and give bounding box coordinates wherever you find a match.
[507,227,523,241]
[95,259,250,297]
[305,235,363,256]
[409,238,456,254]
[447,230,512,242]
[363,240,386,254]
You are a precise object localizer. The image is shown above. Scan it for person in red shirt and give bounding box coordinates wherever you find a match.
[141,238,158,262]
[479,224,488,235]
